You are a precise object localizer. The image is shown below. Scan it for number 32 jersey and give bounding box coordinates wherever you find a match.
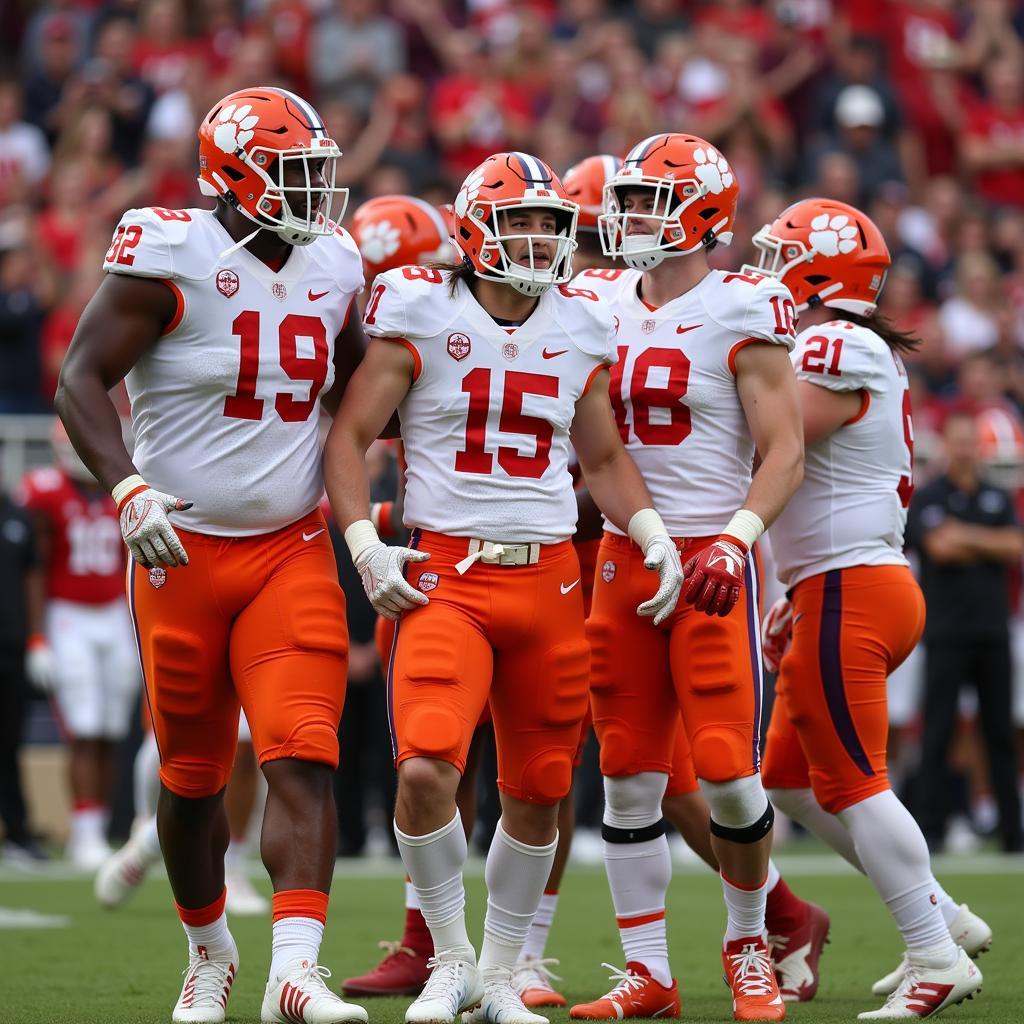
[575,267,796,538]
[362,268,616,543]
[769,320,913,588]
[103,207,363,536]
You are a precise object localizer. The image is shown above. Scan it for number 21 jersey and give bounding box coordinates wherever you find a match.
[103,207,363,536]
[575,267,796,537]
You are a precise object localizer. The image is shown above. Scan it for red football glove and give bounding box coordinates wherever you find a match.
[761,596,793,673]
[682,535,747,617]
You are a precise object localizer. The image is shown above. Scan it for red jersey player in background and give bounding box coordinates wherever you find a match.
[17,421,138,870]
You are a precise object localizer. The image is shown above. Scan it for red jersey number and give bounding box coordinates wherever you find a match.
[105,225,143,267]
[897,388,914,509]
[609,346,692,446]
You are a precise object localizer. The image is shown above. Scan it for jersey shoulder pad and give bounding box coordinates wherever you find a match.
[550,284,617,363]
[705,271,796,351]
[16,466,64,506]
[314,226,365,294]
[571,267,632,298]
[793,321,887,393]
[363,266,460,339]
[102,207,199,279]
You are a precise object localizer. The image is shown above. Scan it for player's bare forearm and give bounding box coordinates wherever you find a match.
[959,524,1024,563]
[743,438,804,529]
[323,426,374,533]
[24,567,48,637]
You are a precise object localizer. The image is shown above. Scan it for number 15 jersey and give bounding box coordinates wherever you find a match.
[362,268,616,543]
[575,267,796,538]
[103,207,363,536]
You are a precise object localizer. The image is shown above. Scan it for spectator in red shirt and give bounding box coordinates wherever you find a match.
[963,57,1024,209]
[132,0,208,95]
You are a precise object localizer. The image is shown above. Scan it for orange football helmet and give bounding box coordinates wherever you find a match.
[351,195,454,277]
[747,198,890,315]
[563,155,623,231]
[598,134,739,269]
[452,151,578,297]
[197,86,347,246]
[977,406,1024,490]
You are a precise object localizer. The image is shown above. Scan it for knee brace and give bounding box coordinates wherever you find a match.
[602,772,668,841]
[700,774,773,844]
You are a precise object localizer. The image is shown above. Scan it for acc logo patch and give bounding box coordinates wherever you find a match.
[417,572,439,593]
[447,333,471,361]
[502,341,519,361]
[601,560,616,583]
[148,567,167,589]
[216,269,239,297]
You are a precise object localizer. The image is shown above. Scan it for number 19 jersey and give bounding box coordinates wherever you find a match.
[769,320,912,588]
[362,268,616,543]
[575,267,796,537]
[103,207,363,536]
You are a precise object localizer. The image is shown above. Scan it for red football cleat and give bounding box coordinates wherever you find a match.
[722,937,786,1021]
[768,899,830,1002]
[341,942,431,997]
[569,962,679,1020]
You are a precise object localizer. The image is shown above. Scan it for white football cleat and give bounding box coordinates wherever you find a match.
[858,948,981,1020]
[262,958,367,1024]
[465,967,549,1024]
[225,863,270,916]
[513,957,566,1009]
[871,905,993,997]
[406,951,482,1024]
[94,835,161,908]
[172,942,238,1023]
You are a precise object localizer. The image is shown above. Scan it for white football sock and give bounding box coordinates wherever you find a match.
[71,805,107,846]
[520,891,558,960]
[135,816,162,861]
[133,731,161,820]
[721,872,768,944]
[479,822,557,974]
[182,911,235,962]
[768,786,865,871]
[839,790,957,962]
[405,877,420,911]
[270,916,324,978]
[603,773,672,987]
[395,812,472,958]
[766,859,780,893]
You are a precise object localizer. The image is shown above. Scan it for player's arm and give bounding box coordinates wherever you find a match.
[55,274,192,569]
[799,379,863,445]
[571,370,683,625]
[320,305,367,417]
[323,339,428,619]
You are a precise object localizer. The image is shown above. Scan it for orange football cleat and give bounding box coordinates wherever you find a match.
[569,962,679,1020]
[722,937,786,1021]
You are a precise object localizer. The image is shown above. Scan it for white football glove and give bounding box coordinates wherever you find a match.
[355,542,431,621]
[25,636,58,694]
[118,486,192,569]
[761,596,794,673]
[637,534,684,626]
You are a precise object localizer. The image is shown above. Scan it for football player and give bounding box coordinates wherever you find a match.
[325,151,684,1024]
[56,87,368,1024]
[569,134,803,1023]
[755,198,987,1019]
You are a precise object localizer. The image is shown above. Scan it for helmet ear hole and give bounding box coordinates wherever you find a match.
[805,274,830,286]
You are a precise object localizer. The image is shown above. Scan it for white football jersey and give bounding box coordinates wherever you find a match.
[574,267,796,537]
[103,207,363,536]
[362,268,615,543]
[770,320,912,588]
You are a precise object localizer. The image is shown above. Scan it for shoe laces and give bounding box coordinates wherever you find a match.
[767,933,789,953]
[513,956,562,991]
[482,969,532,1017]
[599,963,647,1000]
[420,952,470,1005]
[377,939,417,963]
[726,944,776,998]
[181,957,234,1006]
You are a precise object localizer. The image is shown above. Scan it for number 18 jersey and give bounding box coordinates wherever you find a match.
[362,268,616,543]
[103,207,363,536]
[575,267,796,538]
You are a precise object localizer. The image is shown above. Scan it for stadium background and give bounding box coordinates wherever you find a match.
[2,0,1024,1021]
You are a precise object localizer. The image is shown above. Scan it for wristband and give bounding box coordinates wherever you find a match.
[344,519,381,564]
[112,474,148,511]
[627,508,670,552]
[723,509,765,552]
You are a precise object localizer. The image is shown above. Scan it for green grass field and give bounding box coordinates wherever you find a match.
[1,858,1022,1024]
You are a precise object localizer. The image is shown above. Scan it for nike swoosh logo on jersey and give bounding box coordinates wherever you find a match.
[302,529,325,542]
[307,289,329,301]
[792,612,804,625]
[560,579,580,594]
[676,323,702,333]
[542,349,568,359]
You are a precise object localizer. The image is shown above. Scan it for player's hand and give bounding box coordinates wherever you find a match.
[637,535,684,626]
[118,487,192,569]
[682,536,747,617]
[25,635,58,694]
[761,596,793,673]
[355,542,431,621]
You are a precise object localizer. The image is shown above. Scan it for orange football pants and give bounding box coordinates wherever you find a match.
[761,564,924,814]
[588,533,765,785]
[129,509,348,798]
[387,530,590,805]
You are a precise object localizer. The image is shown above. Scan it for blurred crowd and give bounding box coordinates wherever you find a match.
[3,0,1024,857]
